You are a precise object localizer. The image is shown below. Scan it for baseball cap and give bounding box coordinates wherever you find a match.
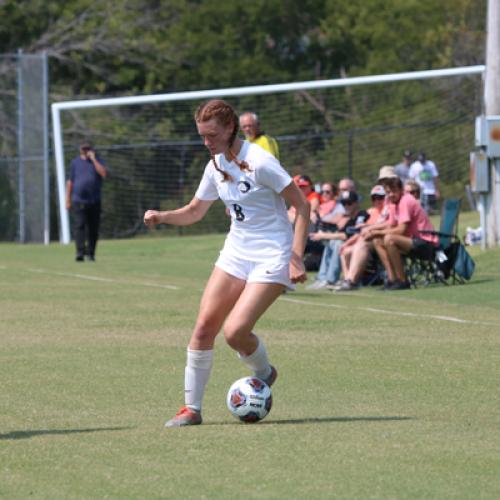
[80,140,93,150]
[403,150,412,159]
[417,152,426,162]
[339,190,359,205]
[370,185,386,197]
[293,174,312,187]
[377,165,399,182]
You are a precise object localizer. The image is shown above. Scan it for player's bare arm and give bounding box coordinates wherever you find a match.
[281,182,309,283]
[144,197,214,227]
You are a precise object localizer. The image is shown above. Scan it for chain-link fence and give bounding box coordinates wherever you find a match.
[0,51,49,243]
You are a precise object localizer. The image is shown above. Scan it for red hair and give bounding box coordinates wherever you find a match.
[195,99,250,181]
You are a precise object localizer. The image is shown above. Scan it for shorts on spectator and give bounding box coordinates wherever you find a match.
[411,237,436,260]
[215,251,294,290]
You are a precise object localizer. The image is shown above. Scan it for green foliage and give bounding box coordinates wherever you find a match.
[0,0,485,95]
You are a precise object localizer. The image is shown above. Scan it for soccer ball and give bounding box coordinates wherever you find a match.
[226,376,273,423]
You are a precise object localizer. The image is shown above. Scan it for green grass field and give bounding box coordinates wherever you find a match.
[1,212,499,499]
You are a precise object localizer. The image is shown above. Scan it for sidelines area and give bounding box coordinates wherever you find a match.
[6,264,495,327]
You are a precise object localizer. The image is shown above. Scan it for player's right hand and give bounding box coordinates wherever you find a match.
[144,210,161,226]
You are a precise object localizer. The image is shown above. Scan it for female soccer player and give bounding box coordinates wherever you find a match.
[144,99,310,427]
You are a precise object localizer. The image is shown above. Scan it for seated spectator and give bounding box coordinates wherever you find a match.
[367,175,439,290]
[288,174,321,225]
[311,182,338,226]
[336,185,387,291]
[336,168,396,292]
[306,191,369,290]
[404,179,421,200]
[321,178,356,221]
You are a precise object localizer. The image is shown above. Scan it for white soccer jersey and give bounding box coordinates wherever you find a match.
[195,141,293,263]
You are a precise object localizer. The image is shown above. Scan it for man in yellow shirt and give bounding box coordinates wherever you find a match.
[239,111,280,160]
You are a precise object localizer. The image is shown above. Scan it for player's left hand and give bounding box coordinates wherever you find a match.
[290,253,307,284]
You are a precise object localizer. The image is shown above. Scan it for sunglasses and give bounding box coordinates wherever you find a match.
[407,189,419,194]
[371,195,385,200]
[342,201,354,206]
[321,190,333,194]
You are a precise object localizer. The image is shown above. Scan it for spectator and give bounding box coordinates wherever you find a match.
[368,175,439,290]
[321,177,356,220]
[408,152,440,214]
[404,179,421,200]
[306,191,369,290]
[65,140,107,261]
[239,111,280,159]
[337,184,387,291]
[288,175,321,225]
[394,150,413,184]
[311,182,338,226]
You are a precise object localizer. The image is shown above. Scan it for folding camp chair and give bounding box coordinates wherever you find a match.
[406,199,462,287]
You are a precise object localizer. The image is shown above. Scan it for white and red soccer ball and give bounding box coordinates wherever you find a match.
[226,376,273,423]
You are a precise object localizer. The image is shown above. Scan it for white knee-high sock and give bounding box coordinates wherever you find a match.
[238,336,272,380]
[185,348,213,412]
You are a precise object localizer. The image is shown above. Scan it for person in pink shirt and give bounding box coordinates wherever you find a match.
[364,176,438,290]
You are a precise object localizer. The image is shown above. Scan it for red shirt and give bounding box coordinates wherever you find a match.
[388,193,438,244]
[307,191,322,204]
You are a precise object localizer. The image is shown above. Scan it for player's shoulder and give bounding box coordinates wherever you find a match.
[245,142,280,167]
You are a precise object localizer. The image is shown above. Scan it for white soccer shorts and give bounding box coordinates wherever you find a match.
[215,251,294,290]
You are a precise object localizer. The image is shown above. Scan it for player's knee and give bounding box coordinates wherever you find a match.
[191,317,219,345]
[223,323,249,350]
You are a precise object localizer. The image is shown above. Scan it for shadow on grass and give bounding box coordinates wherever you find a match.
[262,415,415,425]
[0,426,133,440]
[207,416,414,426]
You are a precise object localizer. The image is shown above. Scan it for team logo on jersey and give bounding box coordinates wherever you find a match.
[237,180,251,193]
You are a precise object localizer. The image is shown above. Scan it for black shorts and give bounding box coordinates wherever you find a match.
[411,237,436,260]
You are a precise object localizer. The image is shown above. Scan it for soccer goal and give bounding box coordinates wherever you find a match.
[52,65,485,244]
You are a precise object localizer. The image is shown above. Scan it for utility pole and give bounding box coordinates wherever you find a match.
[485,0,500,247]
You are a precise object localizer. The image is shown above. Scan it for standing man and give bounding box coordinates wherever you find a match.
[239,111,280,160]
[394,150,413,184]
[66,140,107,261]
[408,152,440,214]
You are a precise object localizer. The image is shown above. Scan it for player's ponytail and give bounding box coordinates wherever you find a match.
[195,99,251,182]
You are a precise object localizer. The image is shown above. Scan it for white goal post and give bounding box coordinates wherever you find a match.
[52,65,485,244]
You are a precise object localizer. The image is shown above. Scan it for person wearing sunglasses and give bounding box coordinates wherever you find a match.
[364,174,438,290]
[310,182,338,225]
[306,190,369,290]
[336,185,387,291]
[288,175,321,226]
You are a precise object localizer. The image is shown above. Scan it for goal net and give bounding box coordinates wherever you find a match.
[52,66,484,243]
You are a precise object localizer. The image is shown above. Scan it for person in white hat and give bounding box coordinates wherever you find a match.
[335,184,388,291]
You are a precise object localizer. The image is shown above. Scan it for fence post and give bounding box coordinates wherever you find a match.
[17,48,25,243]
